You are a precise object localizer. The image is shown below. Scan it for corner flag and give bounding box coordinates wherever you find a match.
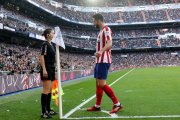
[52,80,64,106]
[52,26,65,119]
[52,27,65,49]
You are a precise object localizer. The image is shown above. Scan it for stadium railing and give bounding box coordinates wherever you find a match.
[0,69,93,96]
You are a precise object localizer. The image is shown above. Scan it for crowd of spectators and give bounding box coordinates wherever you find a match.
[0,42,94,75]
[1,42,180,75]
[60,52,94,70]
[64,36,180,49]
[65,38,96,49]
[1,2,180,75]
[1,7,180,50]
[0,7,48,34]
[144,10,168,22]
[31,0,179,23]
[0,43,40,74]
[168,9,180,20]
[111,51,180,70]
[63,27,180,39]
[1,7,180,39]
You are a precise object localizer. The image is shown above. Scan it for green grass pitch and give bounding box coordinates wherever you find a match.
[0,67,180,120]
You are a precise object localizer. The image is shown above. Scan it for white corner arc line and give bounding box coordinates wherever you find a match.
[79,108,118,118]
[63,68,135,118]
[101,110,118,118]
[64,115,180,119]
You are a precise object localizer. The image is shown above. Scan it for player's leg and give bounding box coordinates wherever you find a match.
[87,64,103,111]
[97,79,123,113]
[41,80,52,119]
[97,63,123,113]
[97,79,119,104]
[87,80,103,111]
[95,80,104,108]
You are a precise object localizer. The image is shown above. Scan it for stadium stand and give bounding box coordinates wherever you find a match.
[0,0,180,75]
[1,7,180,50]
[57,0,176,7]
[1,41,180,75]
[0,42,95,75]
[1,0,180,119]
[30,0,180,23]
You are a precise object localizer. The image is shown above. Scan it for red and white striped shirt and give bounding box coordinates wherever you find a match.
[96,25,112,64]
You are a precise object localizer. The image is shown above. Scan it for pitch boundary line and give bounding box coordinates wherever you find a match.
[63,68,135,118]
[64,115,180,119]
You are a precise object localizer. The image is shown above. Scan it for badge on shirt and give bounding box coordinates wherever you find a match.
[105,31,110,36]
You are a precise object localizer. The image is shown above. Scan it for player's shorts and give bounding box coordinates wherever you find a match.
[94,63,111,80]
[40,64,55,81]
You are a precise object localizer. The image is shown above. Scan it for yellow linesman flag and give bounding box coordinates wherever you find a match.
[52,80,64,106]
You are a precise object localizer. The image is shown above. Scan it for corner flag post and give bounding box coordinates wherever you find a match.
[52,26,65,119]
[56,45,63,119]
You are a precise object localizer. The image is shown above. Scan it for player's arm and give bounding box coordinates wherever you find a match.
[95,40,112,57]
[100,40,112,53]
[95,28,112,57]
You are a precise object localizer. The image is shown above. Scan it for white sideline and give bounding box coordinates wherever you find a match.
[63,68,135,118]
[63,115,180,119]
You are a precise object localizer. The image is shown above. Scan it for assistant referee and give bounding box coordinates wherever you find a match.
[39,28,57,119]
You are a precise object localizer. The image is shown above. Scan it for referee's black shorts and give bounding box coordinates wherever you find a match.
[40,64,55,81]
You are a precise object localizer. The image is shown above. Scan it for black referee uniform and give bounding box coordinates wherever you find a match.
[40,41,56,118]
[40,41,56,81]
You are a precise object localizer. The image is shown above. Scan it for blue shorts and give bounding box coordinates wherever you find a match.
[94,63,111,80]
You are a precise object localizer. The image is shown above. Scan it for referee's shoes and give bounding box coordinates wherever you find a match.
[48,109,58,116]
[41,113,52,119]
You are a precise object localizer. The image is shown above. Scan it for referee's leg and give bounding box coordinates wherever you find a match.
[41,80,52,118]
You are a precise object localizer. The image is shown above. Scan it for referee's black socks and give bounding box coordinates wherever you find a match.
[46,93,52,112]
[41,93,48,114]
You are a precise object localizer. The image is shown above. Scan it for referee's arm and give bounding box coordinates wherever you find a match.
[40,55,46,71]
[40,43,47,74]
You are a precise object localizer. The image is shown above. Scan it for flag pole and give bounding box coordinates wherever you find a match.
[56,45,63,119]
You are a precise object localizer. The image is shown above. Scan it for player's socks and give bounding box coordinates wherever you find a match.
[95,104,100,108]
[95,86,103,106]
[114,102,121,106]
[102,85,119,104]
[41,93,48,114]
[87,86,102,112]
